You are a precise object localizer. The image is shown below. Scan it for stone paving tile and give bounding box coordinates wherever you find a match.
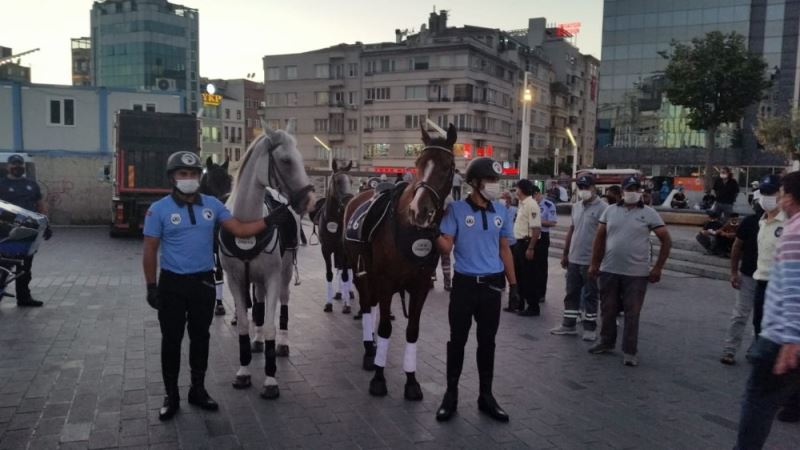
[0,228,797,448]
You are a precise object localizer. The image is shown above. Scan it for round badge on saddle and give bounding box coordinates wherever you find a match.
[411,239,433,258]
[235,236,257,250]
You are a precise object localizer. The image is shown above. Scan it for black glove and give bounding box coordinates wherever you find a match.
[508,284,520,305]
[43,226,53,241]
[146,283,160,311]
[264,204,293,228]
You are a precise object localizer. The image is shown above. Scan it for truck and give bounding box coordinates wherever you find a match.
[110,110,199,237]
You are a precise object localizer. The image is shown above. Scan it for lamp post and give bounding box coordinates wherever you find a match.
[314,135,333,170]
[553,148,559,177]
[565,127,578,193]
[519,71,532,180]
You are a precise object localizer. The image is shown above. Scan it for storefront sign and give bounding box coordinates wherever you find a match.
[202,92,222,106]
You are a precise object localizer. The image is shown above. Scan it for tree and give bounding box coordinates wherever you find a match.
[756,110,800,169]
[663,31,770,190]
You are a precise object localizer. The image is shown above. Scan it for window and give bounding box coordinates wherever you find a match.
[235,148,241,161]
[380,59,395,72]
[267,67,281,80]
[454,84,473,102]
[365,115,390,129]
[347,118,358,131]
[411,56,429,70]
[405,86,427,99]
[131,102,156,112]
[315,91,329,105]
[348,91,357,105]
[48,98,75,126]
[333,91,345,105]
[404,144,424,157]
[404,114,425,129]
[236,110,241,120]
[365,87,391,100]
[286,66,297,80]
[314,119,329,132]
[364,143,390,159]
[266,93,282,106]
[315,64,329,78]
[237,127,242,143]
[436,114,449,129]
[347,63,358,77]
[224,126,229,140]
[225,108,230,119]
[266,119,281,129]
[286,92,297,106]
[330,114,344,133]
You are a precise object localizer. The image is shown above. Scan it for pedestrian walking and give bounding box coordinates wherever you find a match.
[504,179,541,315]
[142,151,292,421]
[452,169,463,200]
[734,171,800,449]
[551,174,607,341]
[752,175,784,341]
[588,175,672,367]
[713,167,740,221]
[720,196,762,365]
[0,154,52,307]
[530,185,557,306]
[434,157,518,423]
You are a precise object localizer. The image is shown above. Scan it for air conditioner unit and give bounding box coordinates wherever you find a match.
[155,78,177,92]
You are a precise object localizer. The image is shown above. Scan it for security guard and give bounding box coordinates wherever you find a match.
[435,157,519,423]
[506,179,541,314]
[0,154,51,307]
[143,151,292,421]
[529,185,557,308]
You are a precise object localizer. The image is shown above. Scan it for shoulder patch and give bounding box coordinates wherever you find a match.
[170,213,181,225]
[494,216,503,228]
[202,208,214,221]
[465,215,476,227]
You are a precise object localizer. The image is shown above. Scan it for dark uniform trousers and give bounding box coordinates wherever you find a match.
[531,232,550,303]
[448,273,503,382]
[13,256,34,300]
[157,270,216,391]
[511,239,535,312]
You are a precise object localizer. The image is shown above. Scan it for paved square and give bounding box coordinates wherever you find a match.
[0,227,797,449]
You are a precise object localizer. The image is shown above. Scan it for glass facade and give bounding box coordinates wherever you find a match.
[599,0,757,151]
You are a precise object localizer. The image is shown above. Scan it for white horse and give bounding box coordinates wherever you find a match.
[219,127,314,399]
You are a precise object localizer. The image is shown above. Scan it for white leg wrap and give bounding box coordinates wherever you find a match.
[362,313,374,342]
[254,326,264,342]
[277,329,289,346]
[326,282,334,304]
[263,376,277,386]
[375,336,389,368]
[341,281,351,306]
[215,284,224,301]
[403,342,417,373]
[237,366,251,376]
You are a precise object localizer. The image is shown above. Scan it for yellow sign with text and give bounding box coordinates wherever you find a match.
[202,92,222,106]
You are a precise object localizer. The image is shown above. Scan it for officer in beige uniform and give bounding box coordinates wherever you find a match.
[750,174,784,341]
[504,179,542,315]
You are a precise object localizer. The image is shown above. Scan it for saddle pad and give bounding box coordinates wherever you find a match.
[278,212,300,253]
[396,225,441,269]
[345,190,392,243]
[219,225,278,261]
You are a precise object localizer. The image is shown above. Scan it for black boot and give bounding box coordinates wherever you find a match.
[188,372,218,411]
[436,342,463,422]
[158,386,180,421]
[476,345,508,422]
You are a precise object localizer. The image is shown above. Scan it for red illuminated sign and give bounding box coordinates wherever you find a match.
[557,22,581,36]
[502,168,519,175]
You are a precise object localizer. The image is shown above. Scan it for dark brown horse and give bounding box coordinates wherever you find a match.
[343,124,456,401]
[312,160,354,313]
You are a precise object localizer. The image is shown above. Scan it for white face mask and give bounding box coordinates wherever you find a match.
[175,179,200,195]
[481,182,501,201]
[759,195,778,212]
[720,173,729,180]
[578,190,593,201]
[623,191,642,204]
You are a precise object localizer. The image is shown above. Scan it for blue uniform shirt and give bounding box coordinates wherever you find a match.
[144,194,232,274]
[440,197,513,276]
[539,198,557,233]
[0,177,42,212]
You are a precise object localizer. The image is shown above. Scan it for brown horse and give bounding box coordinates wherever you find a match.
[343,124,456,401]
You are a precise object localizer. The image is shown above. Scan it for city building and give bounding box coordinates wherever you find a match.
[71,37,92,86]
[90,0,200,113]
[263,11,594,173]
[0,46,32,83]
[201,78,264,171]
[0,81,182,223]
[597,0,789,174]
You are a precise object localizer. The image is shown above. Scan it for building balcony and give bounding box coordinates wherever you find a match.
[327,132,344,142]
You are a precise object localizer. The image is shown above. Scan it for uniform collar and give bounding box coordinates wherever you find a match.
[761,210,785,223]
[466,196,495,213]
[617,200,645,208]
[171,192,204,207]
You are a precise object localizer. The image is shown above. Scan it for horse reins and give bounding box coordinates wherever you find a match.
[411,145,455,223]
[265,140,315,212]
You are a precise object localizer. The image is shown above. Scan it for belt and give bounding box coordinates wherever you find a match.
[453,272,504,285]
[161,269,214,280]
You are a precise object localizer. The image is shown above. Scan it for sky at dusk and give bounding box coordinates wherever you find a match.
[1,0,603,85]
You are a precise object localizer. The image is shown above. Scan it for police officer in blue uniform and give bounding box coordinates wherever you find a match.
[435,157,519,422]
[529,185,557,308]
[0,154,51,307]
[143,151,292,421]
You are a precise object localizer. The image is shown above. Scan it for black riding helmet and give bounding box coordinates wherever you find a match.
[166,151,202,175]
[465,157,503,186]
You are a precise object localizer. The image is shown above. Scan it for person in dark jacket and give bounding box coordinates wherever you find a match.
[712,167,740,221]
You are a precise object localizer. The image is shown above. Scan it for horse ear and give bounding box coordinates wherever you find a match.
[285,118,295,135]
[260,118,272,135]
[332,159,338,172]
[345,160,353,171]
[221,158,229,170]
[421,123,431,145]
[205,156,214,168]
[446,123,457,147]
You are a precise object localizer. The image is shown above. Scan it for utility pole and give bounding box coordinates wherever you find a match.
[519,71,532,180]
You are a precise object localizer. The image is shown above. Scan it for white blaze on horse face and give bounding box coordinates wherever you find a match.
[409,159,435,226]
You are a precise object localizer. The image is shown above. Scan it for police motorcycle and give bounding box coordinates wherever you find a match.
[0,199,48,300]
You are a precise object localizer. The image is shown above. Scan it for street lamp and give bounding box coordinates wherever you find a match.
[565,127,578,193]
[519,71,532,180]
[314,135,333,170]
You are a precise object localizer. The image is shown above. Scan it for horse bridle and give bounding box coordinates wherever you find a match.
[324,172,353,222]
[265,139,315,210]
[412,145,455,212]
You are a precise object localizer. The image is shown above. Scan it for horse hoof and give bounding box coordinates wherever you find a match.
[251,341,264,353]
[276,345,290,357]
[353,312,362,320]
[369,377,388,397]
[362,354,375,371]
[214,304,226,316]
[232,375,251,389]
[342,305,351,314]
[404,381,423,401]
[333,292,342,301]
[323,304,333,313]
[260,385,280,400]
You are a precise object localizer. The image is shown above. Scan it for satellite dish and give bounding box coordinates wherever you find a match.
[206,83,216,95]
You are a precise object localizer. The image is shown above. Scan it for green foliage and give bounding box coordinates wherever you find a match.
[663,31,770,132]
[756,111,800,161]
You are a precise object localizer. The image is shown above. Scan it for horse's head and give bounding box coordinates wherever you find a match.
[200,156,232,201]
[328,160,354,208]
[253,127,315,214]
[408,123,457,228]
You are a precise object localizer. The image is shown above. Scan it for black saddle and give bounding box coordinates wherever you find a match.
[218,190,299,260]
[345,182,407,243]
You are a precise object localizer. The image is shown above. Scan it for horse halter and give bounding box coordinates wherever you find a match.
[265,139,315,210]
[412,145,455,210]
